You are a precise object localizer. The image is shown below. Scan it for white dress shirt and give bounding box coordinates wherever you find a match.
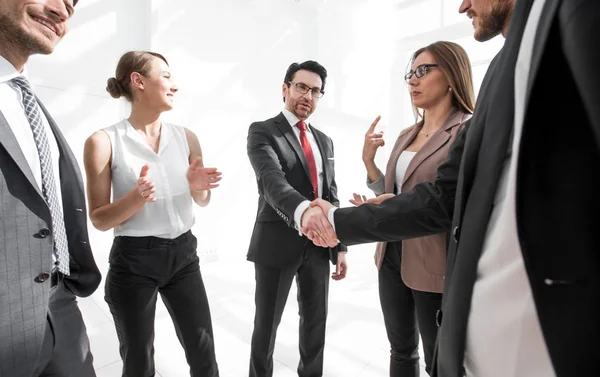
[279,108,324,229]
[464,0,555,376]
[0,56,64,265]
[0,57,63,208]
[104,119,195,239]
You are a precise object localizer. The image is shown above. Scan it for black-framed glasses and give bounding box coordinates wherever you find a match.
[288,81,324,98]
[404,64,439,83]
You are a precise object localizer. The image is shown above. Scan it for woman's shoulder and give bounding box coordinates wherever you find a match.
[102,118,129,134]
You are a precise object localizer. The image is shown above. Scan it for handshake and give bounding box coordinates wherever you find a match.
[299,193,396,248]
[299,199,339,248]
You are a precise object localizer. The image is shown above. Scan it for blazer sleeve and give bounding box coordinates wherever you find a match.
[366,169,386,195]
[333,122,469,246]
[247,122,307,228]
[325,140,348,253]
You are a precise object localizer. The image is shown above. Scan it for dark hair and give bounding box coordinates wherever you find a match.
[282,60,327,102]
[409,41,475,120]
[106,51,168,101]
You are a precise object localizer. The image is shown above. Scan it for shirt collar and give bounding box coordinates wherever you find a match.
[0,55,28,85]
[282,108,311,132]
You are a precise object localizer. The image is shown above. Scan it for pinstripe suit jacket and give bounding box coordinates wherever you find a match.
[0,100,101,377]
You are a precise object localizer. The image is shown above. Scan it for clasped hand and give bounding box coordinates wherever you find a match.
[301,192,395,247]
[300,199,338,248]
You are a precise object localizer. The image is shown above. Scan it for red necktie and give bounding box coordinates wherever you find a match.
[296,121,319,198]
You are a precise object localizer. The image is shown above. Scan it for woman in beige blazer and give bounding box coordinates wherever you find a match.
[358,41,475,376]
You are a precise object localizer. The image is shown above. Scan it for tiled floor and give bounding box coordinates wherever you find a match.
[82,230,427,377]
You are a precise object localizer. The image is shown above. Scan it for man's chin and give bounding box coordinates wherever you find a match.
[20,33,57,55]
[473,28,499,42]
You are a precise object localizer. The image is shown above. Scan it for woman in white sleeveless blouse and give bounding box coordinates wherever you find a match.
[356,42,475,377]
[83,51,221,377]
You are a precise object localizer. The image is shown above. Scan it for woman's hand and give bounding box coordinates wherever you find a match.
[187,157,222,191]
[362,115,385,163]
[349,192,395,206]
[136,164,156,202]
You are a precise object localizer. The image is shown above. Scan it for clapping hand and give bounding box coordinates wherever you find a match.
[136,164,156,202]
[187,157,222,191]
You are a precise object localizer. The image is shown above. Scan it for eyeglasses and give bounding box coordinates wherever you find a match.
[404,64,439,83]
[288,82,324,98]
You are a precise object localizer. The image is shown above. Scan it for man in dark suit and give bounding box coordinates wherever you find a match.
[0,1,101,376]
[246,60,348,377]
[305,0,600,376]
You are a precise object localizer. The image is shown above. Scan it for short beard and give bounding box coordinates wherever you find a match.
[0,14,54,57]
[474,1,514,42]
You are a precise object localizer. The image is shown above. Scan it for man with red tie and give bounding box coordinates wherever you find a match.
[246,60,347,377]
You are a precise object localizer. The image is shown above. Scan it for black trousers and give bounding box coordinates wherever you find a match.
[249,245,330,377]
[105,231,218,377]
[33,279,95,377]
[379,242,442,377]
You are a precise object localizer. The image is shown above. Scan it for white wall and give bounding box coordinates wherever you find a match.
[27,0,503,262]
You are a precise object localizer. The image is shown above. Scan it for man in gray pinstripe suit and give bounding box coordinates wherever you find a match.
[0,0,101,376]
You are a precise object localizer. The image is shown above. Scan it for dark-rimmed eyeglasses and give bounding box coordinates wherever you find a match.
[404,64,439,83]
[288,81,324,98]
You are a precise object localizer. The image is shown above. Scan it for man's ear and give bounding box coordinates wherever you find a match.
[282,82,288,103]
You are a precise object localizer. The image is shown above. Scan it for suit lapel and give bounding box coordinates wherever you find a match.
[0,110,44,199]
[274,112,313,185]
[37,100,84,197]
[402,111,467,187]
[526,0,560,104]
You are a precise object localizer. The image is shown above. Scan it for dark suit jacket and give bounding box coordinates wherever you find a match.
[333,0,600,375]
[0,100,101,377]
[247,112,346,268]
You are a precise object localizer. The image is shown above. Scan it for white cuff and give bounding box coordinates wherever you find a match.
[328,207,337,232]
[294,200,311,231]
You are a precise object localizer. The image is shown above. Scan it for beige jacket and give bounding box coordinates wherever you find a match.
[369,110,470,293]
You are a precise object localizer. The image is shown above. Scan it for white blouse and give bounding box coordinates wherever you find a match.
[395,150,417,193]
[103,119,194,239]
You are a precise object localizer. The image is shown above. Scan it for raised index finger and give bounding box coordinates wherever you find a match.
[366,115,382,134]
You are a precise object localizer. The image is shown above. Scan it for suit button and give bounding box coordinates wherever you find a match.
[452,226,460,243]
[436,309,443,327]
[34,272,51,283]
[38,228,51,238]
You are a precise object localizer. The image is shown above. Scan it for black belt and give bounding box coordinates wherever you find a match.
[51,269,64,287]
[114,230,192,249]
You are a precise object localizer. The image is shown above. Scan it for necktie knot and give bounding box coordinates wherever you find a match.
[296,121,307,131]
[11,76,32,92]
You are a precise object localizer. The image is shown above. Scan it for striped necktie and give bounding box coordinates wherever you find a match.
[12,76,70,275]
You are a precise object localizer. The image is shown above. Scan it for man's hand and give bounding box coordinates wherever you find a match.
[309,198,334,214]
[349,192,395,206]
[332,252,347,281]
[300,205,338,248]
